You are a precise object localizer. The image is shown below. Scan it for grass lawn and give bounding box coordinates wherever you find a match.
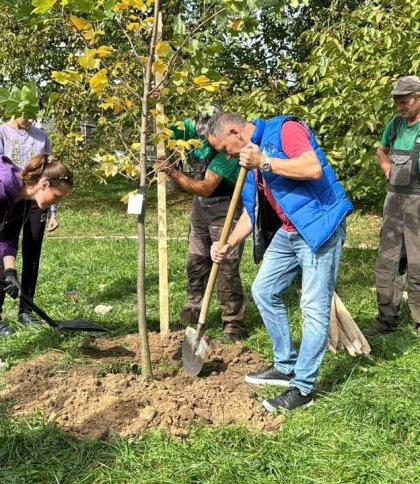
[0,177,419,483]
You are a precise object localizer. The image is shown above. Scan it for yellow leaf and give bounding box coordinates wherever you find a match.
[231,18,243,31]
[81,30,97,42]
[152,59,167,75]
[51,70,83,85]
[138,55,148,64]
[131,0,146,10]
[167,139,177,150]
[127,23,141,31]
[89,69,109,95]
[189,139,203,148]
[99,96,124,112]
[69,15,91,31]
[193,75,210,87]
[78,49,100,70]
[175,140,191,149]
[155,41,171,57]
[131,143,141,149]
[126,100,134,110]
[113,1,130,11]
[149,109,159,116]
[174,121,185,130]
[96,46,113,58]
[102,154,116,162]
[98,116,107,125]
[112,62,123,76]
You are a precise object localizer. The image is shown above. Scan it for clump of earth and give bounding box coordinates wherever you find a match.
[0,332,285,440]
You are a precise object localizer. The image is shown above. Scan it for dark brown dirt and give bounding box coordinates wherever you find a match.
[0,332,285,440]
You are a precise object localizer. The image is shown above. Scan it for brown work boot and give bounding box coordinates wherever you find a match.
[222,322,247,341]
[363,320,397,336]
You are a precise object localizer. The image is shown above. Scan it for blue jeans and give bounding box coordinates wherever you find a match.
[251,224,346,394]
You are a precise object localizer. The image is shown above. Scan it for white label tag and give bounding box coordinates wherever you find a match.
[127,193,144,215]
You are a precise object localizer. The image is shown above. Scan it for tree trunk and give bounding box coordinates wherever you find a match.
[137,0,161,380]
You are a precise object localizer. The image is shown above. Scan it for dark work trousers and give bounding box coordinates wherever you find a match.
[375,192,420,326]
[180,195,246,335]
[0,200,47,316]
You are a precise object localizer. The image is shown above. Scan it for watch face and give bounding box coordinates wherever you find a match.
[261,158,271,171]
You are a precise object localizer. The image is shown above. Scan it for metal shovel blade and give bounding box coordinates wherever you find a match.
[54,319,110,332]
[182,326,208,377]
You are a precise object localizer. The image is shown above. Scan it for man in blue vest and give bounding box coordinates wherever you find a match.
[207,112,353,411]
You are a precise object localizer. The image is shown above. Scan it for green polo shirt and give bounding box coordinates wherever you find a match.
[171,119,240,186]
[381,116,420,168]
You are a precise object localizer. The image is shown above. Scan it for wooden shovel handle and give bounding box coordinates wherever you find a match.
[197,166,248,327]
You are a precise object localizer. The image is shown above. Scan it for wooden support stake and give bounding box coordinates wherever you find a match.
[155,12,169,343]
[334,293,371,355]
[328,294,339,353]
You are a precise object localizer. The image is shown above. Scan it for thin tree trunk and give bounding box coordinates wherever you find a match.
[138,0,161,380]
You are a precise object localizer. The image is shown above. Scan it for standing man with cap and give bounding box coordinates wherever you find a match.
[364,75,420,336]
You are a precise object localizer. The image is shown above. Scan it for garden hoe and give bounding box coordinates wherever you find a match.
[0,281,109,332]
[182,166,248,376]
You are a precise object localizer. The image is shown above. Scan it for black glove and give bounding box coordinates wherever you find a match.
[3,269,21,299]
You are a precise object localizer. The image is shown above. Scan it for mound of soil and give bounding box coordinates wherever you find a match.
[0,332,285,440]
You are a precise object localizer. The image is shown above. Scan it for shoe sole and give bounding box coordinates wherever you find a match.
[244,375,291,386]
[262,398,314,413]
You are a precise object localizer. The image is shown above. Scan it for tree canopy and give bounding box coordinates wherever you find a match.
[0,0,418,206]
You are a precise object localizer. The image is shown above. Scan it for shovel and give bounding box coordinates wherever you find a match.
[0,281,109,332]
[182,166,248,376]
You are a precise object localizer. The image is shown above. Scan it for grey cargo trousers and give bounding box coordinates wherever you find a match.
[375,192,420,326]
[180,195,246,335]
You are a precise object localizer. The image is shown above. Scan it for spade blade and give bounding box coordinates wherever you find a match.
[182,326,208,376]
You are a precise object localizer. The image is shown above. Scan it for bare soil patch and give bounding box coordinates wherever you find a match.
[0,332,284,440]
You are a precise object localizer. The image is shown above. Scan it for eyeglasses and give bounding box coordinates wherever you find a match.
[47,174,73,184]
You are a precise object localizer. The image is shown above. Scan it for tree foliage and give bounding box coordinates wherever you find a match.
[278,0,420,207]
[0,0,418,206]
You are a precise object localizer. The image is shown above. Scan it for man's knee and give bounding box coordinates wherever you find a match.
[251,276,268,305]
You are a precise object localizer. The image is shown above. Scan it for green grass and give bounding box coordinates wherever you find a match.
[1,177,419,483]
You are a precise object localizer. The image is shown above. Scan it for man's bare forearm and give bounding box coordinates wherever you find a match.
[168,169,221,197]
[226,209,253,248]
[377,145,391,178]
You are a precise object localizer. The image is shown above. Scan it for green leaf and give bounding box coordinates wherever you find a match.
[31,0,57,14]
[20,81,39,107]
[173,16,186,36]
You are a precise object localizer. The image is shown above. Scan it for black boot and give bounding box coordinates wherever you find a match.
[0,319,15,336]
[363,320,397,336]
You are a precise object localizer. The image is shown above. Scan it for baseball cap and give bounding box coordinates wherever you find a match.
[391,75,420,96]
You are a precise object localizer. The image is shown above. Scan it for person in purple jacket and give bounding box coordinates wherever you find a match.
[0,153,73,336]
[0,116,59,329]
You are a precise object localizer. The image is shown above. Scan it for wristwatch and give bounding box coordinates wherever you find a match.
[260,155,272,172]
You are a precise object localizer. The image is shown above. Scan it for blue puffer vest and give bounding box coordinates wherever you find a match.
[242,116,353,252]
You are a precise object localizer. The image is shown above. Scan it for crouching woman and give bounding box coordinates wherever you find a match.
[0,153,73,336]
